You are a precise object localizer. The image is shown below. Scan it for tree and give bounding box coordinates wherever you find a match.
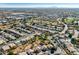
[0,29,2,31]
[71,38,76,44]
[68,33,72,38]
[63,44,67,48]
[35,35,39,40]
[8,51,14,55]
[40,34,47,40]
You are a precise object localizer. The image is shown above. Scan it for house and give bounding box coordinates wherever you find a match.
[74,21,79,26]
[0,39,5,45]
[8,43,16,48]
[2,45,10,51]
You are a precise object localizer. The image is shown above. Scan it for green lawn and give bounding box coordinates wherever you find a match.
[64,17,74,24]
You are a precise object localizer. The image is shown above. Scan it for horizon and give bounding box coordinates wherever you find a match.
[0,3,79,8]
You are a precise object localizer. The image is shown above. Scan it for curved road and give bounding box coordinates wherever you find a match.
[57,18,68,34]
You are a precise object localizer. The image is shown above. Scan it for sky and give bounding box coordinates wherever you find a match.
[0,0,79,3]
[0,3,79,8]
